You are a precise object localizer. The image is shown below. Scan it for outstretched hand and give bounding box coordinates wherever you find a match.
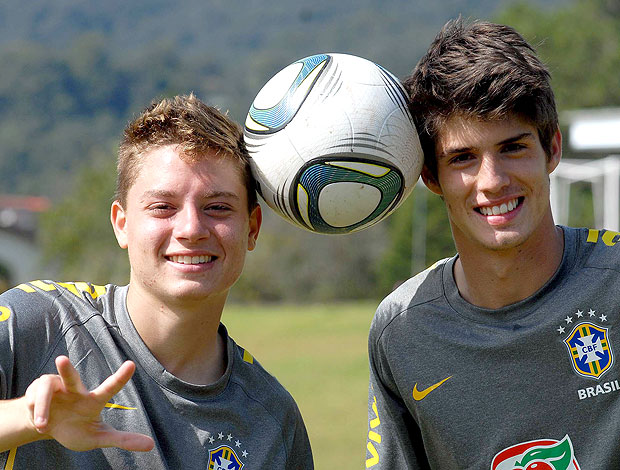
[24,356,154,452]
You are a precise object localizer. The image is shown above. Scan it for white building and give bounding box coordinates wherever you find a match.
[0,195,50,292]
[551,108,620,231]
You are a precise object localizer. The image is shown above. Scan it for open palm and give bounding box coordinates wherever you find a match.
[25,356,154,452]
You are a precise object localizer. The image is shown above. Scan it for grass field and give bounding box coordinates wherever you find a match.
[222,301,377,469]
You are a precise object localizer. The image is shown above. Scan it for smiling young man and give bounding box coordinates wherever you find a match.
[0,94,313,469]
[366,19,620,469]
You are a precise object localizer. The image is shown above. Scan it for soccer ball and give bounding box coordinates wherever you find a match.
[244,53,423,234]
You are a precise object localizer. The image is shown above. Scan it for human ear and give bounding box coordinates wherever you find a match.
[421,166,443,196]
[247,204,262,251]
[110,200,129,249]
[547,128,563,174]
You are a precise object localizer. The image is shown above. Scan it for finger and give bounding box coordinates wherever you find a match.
[91,361,136,403]
[55,356,88,395]
[96,430,155,452]
[30,375,62,433]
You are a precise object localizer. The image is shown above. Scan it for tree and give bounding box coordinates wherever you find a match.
[38,149,129,284]
[376,184,455,294]
[496,0,620,111]
[26,0,616,302]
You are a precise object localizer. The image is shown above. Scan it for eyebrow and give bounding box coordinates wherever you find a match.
[438,132,534,159]
[141,190,241,201]
[499,132,533,145]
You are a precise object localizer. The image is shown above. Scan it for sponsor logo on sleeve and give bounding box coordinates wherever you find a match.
[366,395,382,468]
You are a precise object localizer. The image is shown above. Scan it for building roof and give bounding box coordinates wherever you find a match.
[0,195,51,212]
[0,194,51,239]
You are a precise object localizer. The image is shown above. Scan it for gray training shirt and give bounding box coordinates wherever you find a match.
[367,226,620,469]
[0,283,313,469]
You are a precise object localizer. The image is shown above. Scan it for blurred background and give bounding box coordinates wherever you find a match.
[1,0,619,467]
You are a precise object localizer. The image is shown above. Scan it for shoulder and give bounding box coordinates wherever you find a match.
[574,227,620,271]
[2,279,111,303]
[223,335,312,464]
[370,257,451,341]
[0,280,117,330]
[0,281,120,396]
[227,337,303,425]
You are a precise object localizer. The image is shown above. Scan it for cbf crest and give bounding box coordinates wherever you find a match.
[208,445,244,470]
[564,322,613,380]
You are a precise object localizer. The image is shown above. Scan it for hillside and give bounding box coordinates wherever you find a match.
[0,0,567,198]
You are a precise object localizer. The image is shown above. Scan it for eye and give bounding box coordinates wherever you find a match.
[205,204,233,215]
[449,153,474,165]
[502,142,527,153]
[147,203,175,215]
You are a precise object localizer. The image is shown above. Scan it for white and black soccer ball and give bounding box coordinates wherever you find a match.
[244,53,423,234]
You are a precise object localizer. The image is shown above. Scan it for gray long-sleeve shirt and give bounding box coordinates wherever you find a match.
[367,226,620,469]
[0,283,313,469]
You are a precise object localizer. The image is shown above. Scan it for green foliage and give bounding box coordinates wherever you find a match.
[376,193,416,294]
[4,0,607,300]
[424,192,457,262]
[376,185,455,293]
[232,210,389,302]
[0,0,573,199]
[568,182,596,227]
[38,152,129,284]
[0,34,229,198]
[496,0,620,110]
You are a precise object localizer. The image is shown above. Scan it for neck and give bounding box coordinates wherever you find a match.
[126,285,227,385]
[453,223,564,309]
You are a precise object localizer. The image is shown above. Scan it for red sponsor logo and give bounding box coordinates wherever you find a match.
[491,436,580,470]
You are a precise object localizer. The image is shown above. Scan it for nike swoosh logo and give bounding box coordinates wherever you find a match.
[105,402,137,410]
[412,376,452,401]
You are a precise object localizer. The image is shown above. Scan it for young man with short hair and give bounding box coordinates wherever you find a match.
[0,94,313,469]
[366,19,620,468]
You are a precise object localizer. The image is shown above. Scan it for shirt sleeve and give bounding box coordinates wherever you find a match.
[285,402,314,469]
[366,315,430,470]
[0,284,59,399]
[0,287,22,399]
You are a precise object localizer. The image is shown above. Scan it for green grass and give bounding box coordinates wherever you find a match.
[222,301,377,470]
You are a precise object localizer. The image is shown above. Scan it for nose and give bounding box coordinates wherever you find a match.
[173,205,209,242]
[476,155,510,194]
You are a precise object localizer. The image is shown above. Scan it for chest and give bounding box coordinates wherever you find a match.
[385,281,620,467]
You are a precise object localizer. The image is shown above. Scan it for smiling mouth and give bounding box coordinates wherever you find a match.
[476,197,523,216]
[167,255,215,265]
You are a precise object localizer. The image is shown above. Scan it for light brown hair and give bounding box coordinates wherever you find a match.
[116,93,257,210]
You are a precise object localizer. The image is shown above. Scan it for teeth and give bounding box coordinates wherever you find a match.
[170,255,212,264]
[480,198,519,216]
